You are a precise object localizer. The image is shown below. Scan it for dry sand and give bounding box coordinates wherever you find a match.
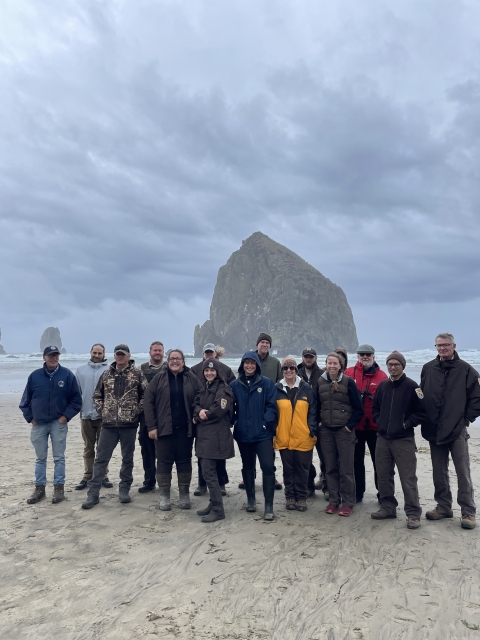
[1,392,480,640]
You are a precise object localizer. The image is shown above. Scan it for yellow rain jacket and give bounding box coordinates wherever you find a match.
[274,378,317,451]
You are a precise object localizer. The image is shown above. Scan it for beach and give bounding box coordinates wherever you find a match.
[1,387,480,640]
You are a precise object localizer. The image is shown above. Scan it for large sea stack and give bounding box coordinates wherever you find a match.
[40,327,63,352]
[194,232,358,356]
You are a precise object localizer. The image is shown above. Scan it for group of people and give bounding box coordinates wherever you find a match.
[19,332,480,529]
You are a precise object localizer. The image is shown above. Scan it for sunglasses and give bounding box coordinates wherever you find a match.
[282,366,297,371]
[358,353,373,357]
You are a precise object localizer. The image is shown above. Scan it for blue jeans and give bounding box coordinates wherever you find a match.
[30,420,68,485]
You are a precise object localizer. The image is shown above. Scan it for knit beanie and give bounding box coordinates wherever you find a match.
[281,357,298,370]
[256,332,272,346]
[386,351,406,369]
[202,357,221,374]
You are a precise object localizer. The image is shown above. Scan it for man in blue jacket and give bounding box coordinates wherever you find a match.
[230,351,277,520]
[19,346,82,505]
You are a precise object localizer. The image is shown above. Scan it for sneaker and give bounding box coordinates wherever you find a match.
[461,515,476,530]
[371,509,397,520]
[285,498,296,510]
[119,490,131,504]
[138,484,155,493]
[102,478,113,488]
[274,479,283,491]
[338,505,353,517]
[75,480,88,490]
[296,500,307,512]
[325,503,338,514]
[81,495,99,509]
[426,506,454,520]
[194,485,207,496]
[407,517,421,530]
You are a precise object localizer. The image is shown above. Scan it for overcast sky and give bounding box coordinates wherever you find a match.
[1,0,480,353]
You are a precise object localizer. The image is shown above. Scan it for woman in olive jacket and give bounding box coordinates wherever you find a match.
[193,358,235,522]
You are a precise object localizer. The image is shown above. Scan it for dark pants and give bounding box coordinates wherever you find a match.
[197,458,229,487]
[320,426,356,507]
[376,435,421,518]
[308,440,327,491]
[237,439,275,476]
[280,449,313,501]
[138,415,156,487]
[88,427,137,495]
[429,428,476,516]
[201,458,225,515]
[354,429,378,500]
[155,429,194,475]
[81,418,109,481]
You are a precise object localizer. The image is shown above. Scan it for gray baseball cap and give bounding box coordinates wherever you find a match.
[203,343,216,352]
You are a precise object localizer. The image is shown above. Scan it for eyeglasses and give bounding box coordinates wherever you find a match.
[435,343,452,349]
[387,363,403,368]
[168,357,182,362]
[282,366,296,371]
[358,353,373,357]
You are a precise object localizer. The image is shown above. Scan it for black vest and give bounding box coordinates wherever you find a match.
[318,375,353,428]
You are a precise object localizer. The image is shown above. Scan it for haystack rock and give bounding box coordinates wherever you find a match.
[194,232,358,357]
[40,327,63,352]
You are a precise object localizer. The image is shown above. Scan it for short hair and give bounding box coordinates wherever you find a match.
[149,341,164,350]
[90,343,105,353]
[168,348,185,362]
[435,332,455,344]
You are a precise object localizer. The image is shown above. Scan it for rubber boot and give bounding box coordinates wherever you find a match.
[177,472,192,509]
[156,473,172,511]
[263,474,275,521]
[242,469,256,512]
[27,484,46,504]
[52,484,65,504]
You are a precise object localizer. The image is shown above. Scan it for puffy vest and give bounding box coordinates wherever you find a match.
[318,375,353,428]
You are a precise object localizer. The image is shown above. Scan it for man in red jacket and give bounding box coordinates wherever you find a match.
[345,344,387,503]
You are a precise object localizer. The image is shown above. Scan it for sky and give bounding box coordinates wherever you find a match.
[1,0,480,354]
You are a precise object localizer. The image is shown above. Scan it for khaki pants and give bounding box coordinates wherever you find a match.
[81,418,109,481]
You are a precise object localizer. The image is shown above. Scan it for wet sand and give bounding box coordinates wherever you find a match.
[1,392,480,640]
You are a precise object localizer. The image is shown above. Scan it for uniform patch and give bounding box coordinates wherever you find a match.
[415,388,424,399]
[302,396,308,400]
[208,362,214,368]
[221,398,227,409]
[258,387,262,393]
[58,380,65,387]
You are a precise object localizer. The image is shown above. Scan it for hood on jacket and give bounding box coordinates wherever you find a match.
[334,347,348,369]
[238,350,262,376]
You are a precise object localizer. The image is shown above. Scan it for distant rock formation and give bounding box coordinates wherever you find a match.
[194,232,358,356]
[40,327,63,352]
[0,344,6,355]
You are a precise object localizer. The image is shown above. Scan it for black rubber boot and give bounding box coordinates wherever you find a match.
[156,473,172,511]
[263,474,275,521]
[177,472,192,509]
[242,469,256,512]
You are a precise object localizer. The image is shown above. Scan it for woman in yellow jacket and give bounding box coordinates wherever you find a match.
[274,357,318,511]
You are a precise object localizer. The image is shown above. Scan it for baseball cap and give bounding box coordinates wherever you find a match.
[114,344,130,354]
[43,346,60,356]
[356,344,375,354]
[302,347,317,357]
[203,343,216,352]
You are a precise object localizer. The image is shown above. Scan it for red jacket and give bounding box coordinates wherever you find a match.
[344,362,388,431]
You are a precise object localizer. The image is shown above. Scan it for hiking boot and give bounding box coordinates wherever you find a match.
[178,473,192,509]
[285,498,296,510]
[426,506,454,520]
[102,477,113,488]
[81,494,99,509]
[157,474,171,511]
[461,515,476,530]
[371,508,397,520]
[75,480,88,490]
[197,503,212,517]
[263,475,275,521]
[407,517,421,530]
[296,500,307,512]
[138,483,155,493]
[52,484,65,504]
[119,490,131,503]
[325,503,338,514]
[201,511,225,523]
[242,469,256,512]
[338,505,353,517]
[194,485,207,496]
[220,485,227,496]
[27,484,46,504]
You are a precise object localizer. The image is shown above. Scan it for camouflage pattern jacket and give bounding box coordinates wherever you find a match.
[93,360,148,427]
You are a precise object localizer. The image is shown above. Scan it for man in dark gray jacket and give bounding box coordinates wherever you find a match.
[421,333,480,530]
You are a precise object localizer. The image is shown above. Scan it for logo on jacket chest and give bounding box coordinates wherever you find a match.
[58,380,65,387]
[221,398,227,409]
[257,388,262,393]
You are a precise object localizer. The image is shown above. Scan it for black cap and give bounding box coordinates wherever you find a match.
[114,344,130,354]
[302,347,317,356]
[43,345,60,356]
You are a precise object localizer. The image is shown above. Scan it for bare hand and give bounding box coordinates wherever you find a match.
[31,419,37,426]
[148,429,158,440]
[199,409,208,421]
[58,416,68,424]
[318,422,322,428]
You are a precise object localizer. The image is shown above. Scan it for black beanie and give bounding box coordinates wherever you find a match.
[256,333,272,346]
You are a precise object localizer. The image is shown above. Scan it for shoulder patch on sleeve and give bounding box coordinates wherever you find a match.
[415,388,424,399]
[221,398,227,409]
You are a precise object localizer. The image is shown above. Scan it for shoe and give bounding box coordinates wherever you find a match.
[194,485,207,496]
[323,491,329,501]
[296,500,307,512]
[82,495,99,509]
[197,503,212,517]
[338,505,353,517]
[285,498,296,510]
[119,490,131,503]
[138,484,155,493]
[75,480,88,490]
[356,495,363,503]
[407,517,421,529]
[156,473,172,511]
[461,515,476,530]
[371,508,397,520]
[201,511,225,523]
[263,475,275,520]
[102,477,113,489]
[274,479,283,491]
[178,472,192,509]
[52,484,65,504]
[307,487,315,498]
[238,481,245,490]
[325,503,338,514]
[314,480,323,491]
[426,506,454,520]
[27,484,46,504]
[220,485,227,496]
[242,469,256,512]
